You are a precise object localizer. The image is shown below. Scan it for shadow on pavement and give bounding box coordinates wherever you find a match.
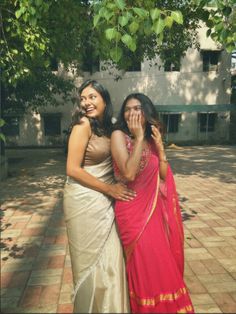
[167,145,236,184]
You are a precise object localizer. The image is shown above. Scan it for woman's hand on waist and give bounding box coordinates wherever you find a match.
[107,182,136,201]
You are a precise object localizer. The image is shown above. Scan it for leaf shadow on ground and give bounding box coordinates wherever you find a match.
[0,149,66,263]
[0,197,67,313]
[167,145,236,184]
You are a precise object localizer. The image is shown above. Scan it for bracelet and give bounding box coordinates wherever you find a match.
[159,159,168,163]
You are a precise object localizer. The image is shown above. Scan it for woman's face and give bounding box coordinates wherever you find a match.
[124,98,146,127]
[80,85,106,121]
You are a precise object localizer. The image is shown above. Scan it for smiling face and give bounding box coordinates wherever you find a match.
[80,85,106,121]
[124,98,146,127]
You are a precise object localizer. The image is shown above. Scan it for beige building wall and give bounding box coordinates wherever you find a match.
[5,25,232,146]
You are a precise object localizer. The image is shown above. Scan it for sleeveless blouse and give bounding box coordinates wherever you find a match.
[84,133,111,166]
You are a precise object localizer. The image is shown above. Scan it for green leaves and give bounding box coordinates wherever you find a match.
[171,11,183,25]
[129,21,139,34]
[121,34,136,51]
[105,28,117,41]
[164,16,173,28]
[197,0,236,52]
[0,119,5,128]
[4,0,235,117]
[132,7,148,19]
[115,0,125,11]
[118,15,129,27]
[0,119,6,143]
[153,18,165,35]
[0,133,6,143]
[110,47,122,62]
[35,0,43,6]
[91,0,186,65]
[150,8,161,21]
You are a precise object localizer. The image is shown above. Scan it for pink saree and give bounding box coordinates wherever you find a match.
[113,136,194,313]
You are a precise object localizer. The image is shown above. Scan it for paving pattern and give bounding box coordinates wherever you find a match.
[0,146,236,313]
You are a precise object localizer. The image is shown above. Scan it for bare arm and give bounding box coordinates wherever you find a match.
[151,125,168,180]
[111,131,144,181]
[66,117,135,200]
[111,112,145,181]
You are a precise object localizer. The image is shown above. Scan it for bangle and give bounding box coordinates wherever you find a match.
[160,160,168,163]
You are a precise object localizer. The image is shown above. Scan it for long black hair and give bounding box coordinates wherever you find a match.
[114,93,164,139]
[71,79,113,137]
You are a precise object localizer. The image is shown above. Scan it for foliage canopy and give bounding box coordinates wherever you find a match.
[0,0,235,114]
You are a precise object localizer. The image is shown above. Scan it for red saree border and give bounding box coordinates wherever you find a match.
[125,174,160,262]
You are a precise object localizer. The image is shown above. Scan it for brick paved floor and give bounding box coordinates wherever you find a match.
[0,146,236,313]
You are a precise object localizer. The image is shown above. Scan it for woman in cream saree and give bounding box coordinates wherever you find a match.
[64,155,129,313]
[63,79,134,313]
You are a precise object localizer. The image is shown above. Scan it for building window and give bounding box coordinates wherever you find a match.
[162,114,180,133]
[202,50,220,72]
[50,57,59,71]
[164,61,180,72]
[126,60,141,72]
[3,116,20,136]
[82,57,100,73]
[162,50,180,72]
[122,50,141,72]
[43,113,61,136]
[199,113,217,132]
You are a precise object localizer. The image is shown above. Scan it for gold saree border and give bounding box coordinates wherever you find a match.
[177,304,194,313]
[129,287,193,312]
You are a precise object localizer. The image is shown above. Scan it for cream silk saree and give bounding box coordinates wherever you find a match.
[63,156,129,313]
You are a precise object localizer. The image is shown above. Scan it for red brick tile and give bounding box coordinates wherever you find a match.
[57,303,74,313]
[205,220,221,228]
[48,256,65,269]
[202,259,227,274]
[1,272,14,288]
[13,211,28,216]
[32,257,50,270]
[201,228,219,237]
[211,292,235,306]
[184,276,207,294]
[55,235,68,244]
[5,271,30,288]
[43,236,56,244]
[22,228,45,237]
[30,214,44,222]
[13,222,28,229]
[214,219,231,227]
[189,260,210,275]
[24,245,40,257]
[219,302,236,313]
[186,238,202,248]
[40,284,61,305]
[62,268,73,284]
[20,286,42,307]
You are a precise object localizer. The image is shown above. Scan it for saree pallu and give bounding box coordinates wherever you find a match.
[63,157,129,313]
[114,142,194,313]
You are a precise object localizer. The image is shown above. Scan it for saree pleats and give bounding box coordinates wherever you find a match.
[114,142,194,313]
[63,157,129,313]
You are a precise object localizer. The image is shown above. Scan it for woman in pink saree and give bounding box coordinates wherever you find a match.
[111,93,194,313]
